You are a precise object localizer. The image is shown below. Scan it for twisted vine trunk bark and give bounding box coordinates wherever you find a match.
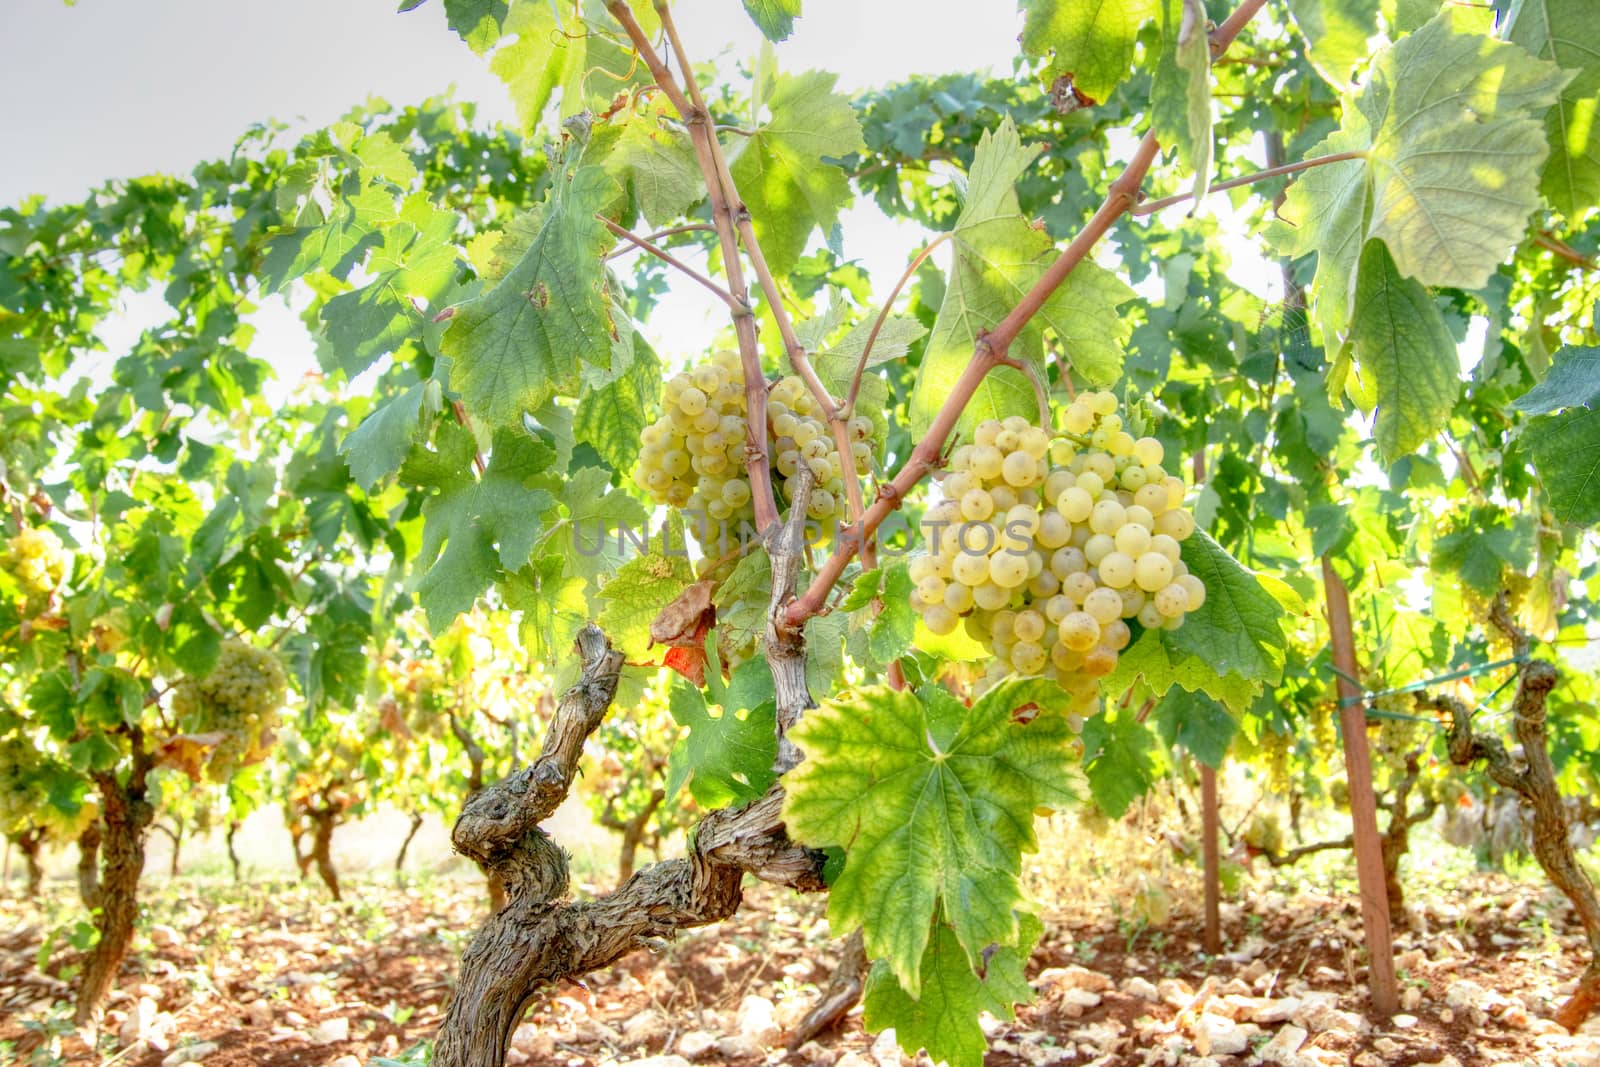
[1431,597,1600,1032]
[395,811,426,883]
[76,821,101,908]
[75,748,155,1024]
[309,809,341,902]
[225,820,242,883]
[14,828,45,896]
[433,620,827,1067]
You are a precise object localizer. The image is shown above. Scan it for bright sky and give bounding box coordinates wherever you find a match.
[0,0,1042,385]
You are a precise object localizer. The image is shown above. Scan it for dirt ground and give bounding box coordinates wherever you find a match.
[5,835,1600,1067]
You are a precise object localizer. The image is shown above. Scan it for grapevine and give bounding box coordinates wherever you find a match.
[908,392,1204,717]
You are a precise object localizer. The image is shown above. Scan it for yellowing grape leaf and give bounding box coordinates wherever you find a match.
[783,680,1076,995]
[909,118,1134,437]
[863,913,1043,1067]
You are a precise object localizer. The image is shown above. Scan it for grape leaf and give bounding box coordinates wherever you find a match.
[574,338,662,474]
[1507,0,1600,218]
[1164,531,1288,691]
[442,163,616,427]
[909,118,1134,436]
[1153,689,1236,769]
[1272,10,1567,343]
[320,198,460,377]
[841,562,916,670]
[596,552,696,660]
[1431,509,1536,595]
[404,423,559,629]
[1287,0,1381,91]
[341,381,431,489]
[490,0,652,128]
[803,610,849,698]
[783,682,1075,995]
[1521,405,1600,526]
[727,69,866,276]
[441,0,508,54]
[742,0,801,42]
[1150,0,1213,201]
[597,103,704,227]
[1348,240,1459,462]
[1019,0,1158,104]
[558,466,649,587]
[664,667,778,808]
[863,913,1043,1067]
[1513,343,1600,414]
[1081,707,1162,817]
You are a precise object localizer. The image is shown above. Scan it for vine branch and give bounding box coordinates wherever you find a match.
[1131,149,1369,216]
[600,217,741,311]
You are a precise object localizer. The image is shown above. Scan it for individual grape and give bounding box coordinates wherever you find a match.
[1063,403,1094,434]
[971,446,1004,480]
[1177,574,1207,611]
[1134,552,1174,592]
[1013,610,1047,644]
[974,420,1002,447]
[1058,611,1100,652]
[1154,508,1196,541]
[1057,486,1094,523]
[944,582,975,614]
[1154,583,1189,618]
[1011,642,1048,675]
[1082,644,1118,677]
[1050,547,1087,579]
[1135,483,1169,514]
[1001,450,1038,487]
[1084,534,1115,567]
[1097,551,1135,589]
[1037,511,1071,549]
[961,489,994,521]
[1074,471,1105,499]
[952,552,991,586]
[1020,426,1051,459]
[1102,619,1132,651]
[989,552,1029,589]
[1137,601,1164,629]
[1133,437,1164,467]
[1114,524,1152,558]
[1061,572,1096,604]
[916,575,947,605]
[1090,499,1126,536]
[923,604,959,635]
[678,387,708,415]
[1124,505,1155,531]
[1083,587,1123,625]
[1150,534,1182,564]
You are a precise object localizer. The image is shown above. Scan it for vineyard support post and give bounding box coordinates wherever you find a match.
[1201,762,1221,954]
[1321,557,1399,1016]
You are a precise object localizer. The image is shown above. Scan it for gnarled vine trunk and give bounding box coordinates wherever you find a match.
[14,828,45,896]
[76,745,156,1025]
[1430,596,1600,1032]
[225,819,242,883]
[76,821,101,908]
[309,809,341,901]
[395,811,425,884]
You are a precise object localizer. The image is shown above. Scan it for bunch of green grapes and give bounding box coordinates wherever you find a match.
[171,640,289,781]
[0,733,95,839]
[1371,690,1428,759]
[907,392,1205,718]
[634,350,874,547]
[2,526,67,604]
[1255,729,1293,794]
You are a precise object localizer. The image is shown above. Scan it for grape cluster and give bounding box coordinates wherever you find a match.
[908,393,1205,718]
[2,526,67,603]
[0,734,94,839]
[634,350,874,546]
[171,639,289,781]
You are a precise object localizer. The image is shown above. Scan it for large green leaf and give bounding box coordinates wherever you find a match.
[1153,690,1237,769]
[664,665,778,808]
[1081,707,1161,817]
[574,339,661,475]
[908,119,1133,436]
[1272,10,1567,343]
[1347,240,1459,462]
[404,423,558,629]
[1164,531,1289,691]
[783,680,1075,995]
[727,69,866,276]
[1287,0,1381,91]
[341,380,432,489]
[489,0,653,128]
[1514,343,1600,414]
[1018,0,1158,103]
[742,0,801,41]
[863,914,1042,1067]
[1507,0,1600,218]
[1522,406,1600,526]
[441,165,616,427]
[597,104,704,227]
[1150,0,1213,201]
